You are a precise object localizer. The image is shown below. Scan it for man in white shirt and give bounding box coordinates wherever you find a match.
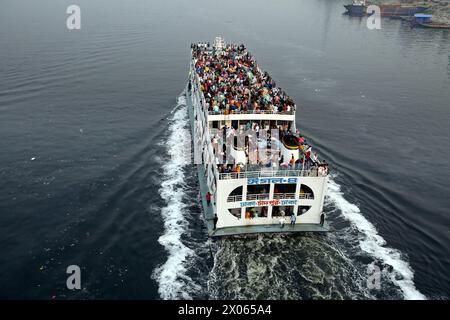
[279,216,286,228]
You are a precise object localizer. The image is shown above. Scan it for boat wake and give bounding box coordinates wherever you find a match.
[326,175,426,300]
[208,233,374,299]
[154,92,425,300]
[152,93,207,299]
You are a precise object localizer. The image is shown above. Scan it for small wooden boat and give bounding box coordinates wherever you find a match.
[416,22,450,29]
[411,14,450,29]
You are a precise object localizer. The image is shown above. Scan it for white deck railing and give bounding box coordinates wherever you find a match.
[227,195,243,202]
[208,109,294,116]
[219,169,323,180]
[273,193,296,200]
[299,193,313,199]
[246,193,270,201]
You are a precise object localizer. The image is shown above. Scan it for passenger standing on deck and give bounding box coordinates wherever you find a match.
[290,213,296,226]
[320,213,325,226]
[279,216,286,228]
[213,214,218,230]
[206,191,212,206]
[289,154,295,168]
[295,158,302,170]
[312,152,318,164]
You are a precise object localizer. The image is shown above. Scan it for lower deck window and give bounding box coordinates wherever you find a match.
[298,206,311,216]
[272,206,294,217]
[299,184,314,199]
[227,186,243,202]
[247,184,270,200]
[244,206,268,219]
[228,208,241,219]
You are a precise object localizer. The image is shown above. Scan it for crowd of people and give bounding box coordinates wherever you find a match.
[192,43,297,114]
[190,42,328,176]
[209,124,328,176]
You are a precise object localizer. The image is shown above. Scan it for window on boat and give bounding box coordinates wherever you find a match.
[297,205,312,216]
[228,208,241,219]
[272,206,294,217]
[299,184,314,199]
[211,121,219,129]
[273,184,296,199]
[247,184,269,200]
[227,186,243,202]
[244,206,268,219]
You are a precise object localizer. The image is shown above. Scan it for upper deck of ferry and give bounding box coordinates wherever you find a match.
[191,40,296,118]
[190,38,329,180]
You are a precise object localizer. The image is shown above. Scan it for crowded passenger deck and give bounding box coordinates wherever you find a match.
[191,40,328,179]
[192,42,296,115]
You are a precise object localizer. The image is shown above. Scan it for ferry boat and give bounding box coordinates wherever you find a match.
[377,3,428,17]
[344,0,367,16]
[187,37,329,237]
[344,1,428,17]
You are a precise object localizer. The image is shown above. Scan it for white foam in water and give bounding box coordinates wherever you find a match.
[326,176,426,300]
[153,94,198,300]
